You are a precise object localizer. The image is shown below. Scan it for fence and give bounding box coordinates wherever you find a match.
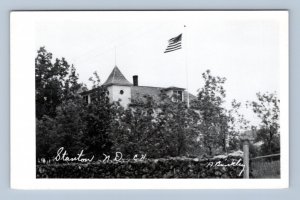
[249,153,280,178]
[242,139,280,178]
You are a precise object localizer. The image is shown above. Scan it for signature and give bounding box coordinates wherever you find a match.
[206,158,246,176]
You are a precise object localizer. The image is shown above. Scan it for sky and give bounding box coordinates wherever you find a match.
[35,11,285,126]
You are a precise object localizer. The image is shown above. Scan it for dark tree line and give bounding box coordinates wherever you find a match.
[36,47,280,162]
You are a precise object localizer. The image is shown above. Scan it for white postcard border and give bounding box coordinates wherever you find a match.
[10,11,289,189]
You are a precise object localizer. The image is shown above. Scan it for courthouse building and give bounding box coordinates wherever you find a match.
[81,66,196,108]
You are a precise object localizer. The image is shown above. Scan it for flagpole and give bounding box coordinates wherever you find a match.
[184,25,190,108]
[114,46,117,66]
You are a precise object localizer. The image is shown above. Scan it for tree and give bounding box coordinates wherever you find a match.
[110,93,201,158]
[35,47,71,119]
[247,92,280,154]
[54,98,86,155]
[63,65,83,101]
[82,72,114,158]
[109,96,160,158]
[192,70,229,155]
[156,93,200,157]
[36,47,86,160]
[36,115,58,160]
[36,69,115,160]
[227,99,250,151]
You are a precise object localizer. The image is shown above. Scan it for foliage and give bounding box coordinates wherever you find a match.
[36,47,87,160]
[192,70,231,155]
[156,93,201,157]
[36,156,244,178]
[227,100,251,151]
[36,98,87,160]
[36,69,115,160]
[35,48,280,163]
[35,47,83,119]
[54,99,86,155]
[247,92,280,154]
[36,115,58,159]
[110,93,201,158]
[83,72,114,158]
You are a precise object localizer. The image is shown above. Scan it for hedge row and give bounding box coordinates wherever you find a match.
[37,156,245,178]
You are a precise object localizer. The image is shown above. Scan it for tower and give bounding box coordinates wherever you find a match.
[103,66,132,108]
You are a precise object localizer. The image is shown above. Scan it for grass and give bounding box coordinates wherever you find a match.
[251,159,280,178]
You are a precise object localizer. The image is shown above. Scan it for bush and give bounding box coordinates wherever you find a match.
[37,156,245,178]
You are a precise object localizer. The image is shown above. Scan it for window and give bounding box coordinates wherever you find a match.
[173,90,183,102]
[83,95,89,104]
[120,90,124,95]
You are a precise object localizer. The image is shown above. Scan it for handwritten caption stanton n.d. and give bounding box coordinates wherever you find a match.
[54,147,147,163]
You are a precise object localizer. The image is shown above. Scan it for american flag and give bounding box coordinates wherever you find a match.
[164,34,182,53]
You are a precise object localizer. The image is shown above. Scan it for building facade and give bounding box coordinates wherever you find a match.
[81,66,195,108]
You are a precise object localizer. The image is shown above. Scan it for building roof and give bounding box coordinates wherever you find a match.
[162,86,185,91]
[82,66,198,104]
[131,86,197,103]
[103,66,133,86]
[131,86,164,102]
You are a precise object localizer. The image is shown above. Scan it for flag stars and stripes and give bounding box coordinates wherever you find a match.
[164,34,182,53]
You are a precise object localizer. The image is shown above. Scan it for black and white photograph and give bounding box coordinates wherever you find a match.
[10,11,289,189]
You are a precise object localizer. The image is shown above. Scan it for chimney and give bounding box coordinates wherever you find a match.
[133,75,138,86]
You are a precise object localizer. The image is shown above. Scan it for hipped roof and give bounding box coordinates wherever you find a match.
[103,66,132,86]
